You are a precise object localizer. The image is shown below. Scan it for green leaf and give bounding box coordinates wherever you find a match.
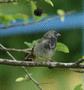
[32,40,38,46]
[57,9,65,22]
[74,84,83,90]
[82,56,84,59]
[0,14,16,25]
[16,77,26,82]
[44,0,54,7]
[57,9,65,16]
[24,40,38,48]
[56,42,69,53]
[24,41,33,48]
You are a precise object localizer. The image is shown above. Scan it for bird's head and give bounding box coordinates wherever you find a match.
[43,30,61,49]
[43,30,61,39]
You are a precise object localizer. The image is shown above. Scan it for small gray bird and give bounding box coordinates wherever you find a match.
[25,30,61,61]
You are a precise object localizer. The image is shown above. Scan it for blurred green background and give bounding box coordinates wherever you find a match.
[0,0,83,90]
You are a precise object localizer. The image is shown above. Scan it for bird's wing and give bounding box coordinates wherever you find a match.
[42,39,50,49]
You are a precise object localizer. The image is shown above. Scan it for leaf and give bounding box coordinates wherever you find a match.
[74,84,83,90]
[57,9,65,16]
[0,14,16,25]
[82,56,84,59]
[16,77,26,82]
[44,0,54,7]
[24,40,38,48]
[56,42,69,53]
[24,41,33,48]
[32,40,38,46]
[57,9,65,22]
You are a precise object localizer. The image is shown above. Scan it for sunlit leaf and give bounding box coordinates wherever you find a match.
[24,41,33,48]
[74,84,83,90]
[24,40,38,50]
[0,15,16,25]
[56,42,69,53]
[82,56,84,59]
[13,2,18,5]
[57,9,65,16]
[16,77,26,82]
[32,40,38,46]
[31,0,37,11]
[57,9,65,22]
[44,0,54,7]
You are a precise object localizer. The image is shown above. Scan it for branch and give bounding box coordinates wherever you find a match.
[0,44,42,90]
[0,58,84,68]
[0,47,31,53]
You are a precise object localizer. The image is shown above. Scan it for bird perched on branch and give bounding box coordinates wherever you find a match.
[25,30,61,61]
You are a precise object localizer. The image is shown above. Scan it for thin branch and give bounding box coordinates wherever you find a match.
[0,44,84,88]
[23,68,42,90]
[0,44,42,90]
[0,44,16,60]
[0,47,31,53]
[0,45,84,69]
[0,58,84,68]
[75,59,84,65]
[22,67,42,90]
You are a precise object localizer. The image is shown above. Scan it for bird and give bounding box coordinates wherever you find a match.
[25,30,61,62]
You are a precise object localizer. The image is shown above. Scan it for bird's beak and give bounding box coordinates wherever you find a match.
[57,33,61,37]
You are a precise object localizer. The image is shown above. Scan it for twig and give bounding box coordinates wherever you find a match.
[0,44,16,60]
[0,47,31,53]
[23,68,42,90]
[0,44,42,90]
[75,59,84,65]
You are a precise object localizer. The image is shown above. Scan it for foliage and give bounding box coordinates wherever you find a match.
[0,14,28,25]
[57,9,65,22]
[0,0,66,25]
[44,0,54,7]
[82,56,84,59]
[74,84,83,90]
[56,42,69,53]
[0,0,82,90]
[16,77,26,82]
